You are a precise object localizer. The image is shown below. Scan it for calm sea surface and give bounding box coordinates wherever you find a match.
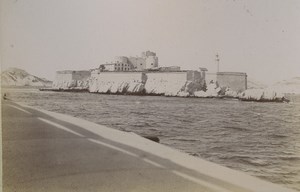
[4,88,300,191]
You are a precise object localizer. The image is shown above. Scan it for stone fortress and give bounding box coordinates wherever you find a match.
[100,51,159,72]
[52,51,248,97]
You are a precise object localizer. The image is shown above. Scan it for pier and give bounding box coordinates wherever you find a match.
[1,100,296,192]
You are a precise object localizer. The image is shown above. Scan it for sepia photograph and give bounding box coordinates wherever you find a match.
[1,0,300,191]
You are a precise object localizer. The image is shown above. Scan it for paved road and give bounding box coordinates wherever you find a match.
[2,100,296,192]
[2,101,219,192]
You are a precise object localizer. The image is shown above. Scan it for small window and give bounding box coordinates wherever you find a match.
[140,63,142,65]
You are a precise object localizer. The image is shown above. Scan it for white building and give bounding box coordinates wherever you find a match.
[100,51,159,72]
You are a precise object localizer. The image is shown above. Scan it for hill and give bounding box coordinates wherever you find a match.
[267,77,300,94]
[247,78,267,89]
[1,68,52,87]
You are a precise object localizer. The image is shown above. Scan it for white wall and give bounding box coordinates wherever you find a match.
[145,72,188,95]
[89,72,146,93]
[52,71,90,89]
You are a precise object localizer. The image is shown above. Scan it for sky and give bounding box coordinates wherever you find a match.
[1,0,300,85]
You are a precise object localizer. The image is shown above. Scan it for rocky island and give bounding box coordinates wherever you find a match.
[45,51,292,102]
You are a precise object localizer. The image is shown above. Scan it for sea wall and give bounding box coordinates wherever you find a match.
[217,72,247,92]
[52,70,90,90]
[205,72,247,93]
[145,71,204,96]
[88,71,205,96]
[89,72,146,94]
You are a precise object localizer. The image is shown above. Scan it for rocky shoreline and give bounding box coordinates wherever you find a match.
[39,83,290,103]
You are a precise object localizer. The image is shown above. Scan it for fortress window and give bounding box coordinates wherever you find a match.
[151,63,153,65]
[140,63,142,65]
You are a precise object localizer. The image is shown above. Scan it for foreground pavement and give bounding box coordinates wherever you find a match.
[1,100,296,192]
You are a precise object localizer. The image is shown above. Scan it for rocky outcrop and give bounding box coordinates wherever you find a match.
[238,89,287,102]
[1,68,52,87]
[194,82,221,98]
[193,81,288,102]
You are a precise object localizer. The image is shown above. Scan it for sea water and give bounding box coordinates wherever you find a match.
[4,88,300,191]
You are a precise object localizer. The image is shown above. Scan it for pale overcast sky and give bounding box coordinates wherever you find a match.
[1,0,300,84]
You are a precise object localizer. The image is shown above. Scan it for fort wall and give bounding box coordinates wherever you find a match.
[52,70,90,90]
[52,69,246,96]
[88,71,205,96]
[72,71,91,81]
[216,72,247,92]
[144,71,204,96]
[89,72,146,94]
